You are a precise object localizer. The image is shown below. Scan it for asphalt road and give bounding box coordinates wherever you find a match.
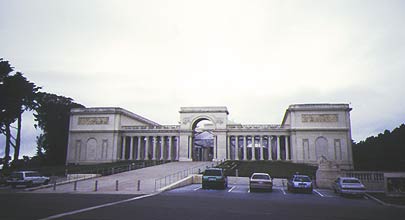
[1,184,404,220]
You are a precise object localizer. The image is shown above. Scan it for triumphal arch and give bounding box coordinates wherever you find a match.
[66,104,354,169]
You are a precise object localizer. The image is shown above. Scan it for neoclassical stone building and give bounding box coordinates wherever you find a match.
[66,104,354,169]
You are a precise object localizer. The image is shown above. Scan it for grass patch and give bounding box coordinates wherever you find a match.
[217,160,318,178]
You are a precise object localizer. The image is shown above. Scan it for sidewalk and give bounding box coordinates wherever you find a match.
[31,161,215,195]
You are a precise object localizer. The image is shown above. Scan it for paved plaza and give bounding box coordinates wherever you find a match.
[33,161,215,194]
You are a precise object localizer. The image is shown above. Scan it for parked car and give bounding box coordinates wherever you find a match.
[287,174,313,193]
[332,177,366,197]
[249,173,273,192]
[7,171,50,188]
[202,168,228,189]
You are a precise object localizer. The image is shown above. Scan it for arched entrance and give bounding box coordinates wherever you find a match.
[192,119,214,161]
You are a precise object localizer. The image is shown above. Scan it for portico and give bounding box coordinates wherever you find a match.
[66,104,354,169]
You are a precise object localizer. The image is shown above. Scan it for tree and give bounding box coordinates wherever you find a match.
[34,92,84,165]
[0,59,14,167]
[0,59,39,167]
[353,124,405,171]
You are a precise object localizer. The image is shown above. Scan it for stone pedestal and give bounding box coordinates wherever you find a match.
[315,156,342,189]
[384,173,405,197]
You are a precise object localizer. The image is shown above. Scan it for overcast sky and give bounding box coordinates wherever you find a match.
[1,0,405,158]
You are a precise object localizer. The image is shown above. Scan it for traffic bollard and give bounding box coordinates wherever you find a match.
[94,180,98,192]
[74,181,77,191]
[137,180,141,191]
[116,180,119,191]
[53,182,56,191]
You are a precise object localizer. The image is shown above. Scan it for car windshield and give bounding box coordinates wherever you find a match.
[252,175,270,180]
[342,179,360,184]
[25,172,40,177]
[294,176,311,182]
[204,170,222,176]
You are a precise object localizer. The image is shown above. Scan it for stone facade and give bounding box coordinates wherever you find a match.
[66,104,354,170]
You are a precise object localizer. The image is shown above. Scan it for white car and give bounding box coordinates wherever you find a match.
[7,171,50,188]
[332,177,366,196]
[287,174,313,193]
[249,173,273,192]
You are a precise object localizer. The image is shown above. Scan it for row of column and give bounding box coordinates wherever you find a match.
[227,135,290,161]
[120,136,179,161]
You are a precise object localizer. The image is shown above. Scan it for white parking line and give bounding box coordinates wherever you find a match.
[313,189,325,197]
[37,193,157,220]
[248,189,250,193]
[280,188,286,195]
[193,186,202,191]
[228,186,236,192]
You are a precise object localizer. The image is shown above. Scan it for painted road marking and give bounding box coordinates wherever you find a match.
[228,186,236,192]
[313,189,325,197]
[280,188,286,195]
[37,193,157,220]
[193,186,202,191]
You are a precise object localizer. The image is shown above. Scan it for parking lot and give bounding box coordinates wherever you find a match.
[1,182,405,220]
[167,183,369,200]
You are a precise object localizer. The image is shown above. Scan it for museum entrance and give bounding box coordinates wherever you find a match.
[192,119,214,161]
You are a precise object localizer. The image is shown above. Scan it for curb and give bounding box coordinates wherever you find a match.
[158,175,194,192]
[365,193,405,209]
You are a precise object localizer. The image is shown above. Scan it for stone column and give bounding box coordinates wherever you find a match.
[175,136,179,160]
[214,135,218,159]
[243,136,247,160]
[259,136,264,160]
[227,135,231,160]
[146,136,150,160]
[234,136,239,160]
[252,136,256,161]
[286,136,290,161]
[152,136,157,160]
[160,136,165,160]
[129,136,134,160]
[168,136,173,160]
[188,135,192,160]
[137,136,141,160]
[121,136,126,160]
[268,135,272,160]
[277,136,281,160]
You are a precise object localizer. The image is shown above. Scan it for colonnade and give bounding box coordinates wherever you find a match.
[120,136,179,161]
[227,135,290,161]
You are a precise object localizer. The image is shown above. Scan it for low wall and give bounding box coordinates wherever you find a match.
[344,171,385,192]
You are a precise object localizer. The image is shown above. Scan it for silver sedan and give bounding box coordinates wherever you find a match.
[249,173,273,192]
[332,177,366,196]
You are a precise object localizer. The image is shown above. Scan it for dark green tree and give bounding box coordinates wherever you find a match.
[0,59,39,167]
[353,124,405,171]
[34,92,84,165]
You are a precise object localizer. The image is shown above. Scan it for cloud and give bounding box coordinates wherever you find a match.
[1,0,405,156]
